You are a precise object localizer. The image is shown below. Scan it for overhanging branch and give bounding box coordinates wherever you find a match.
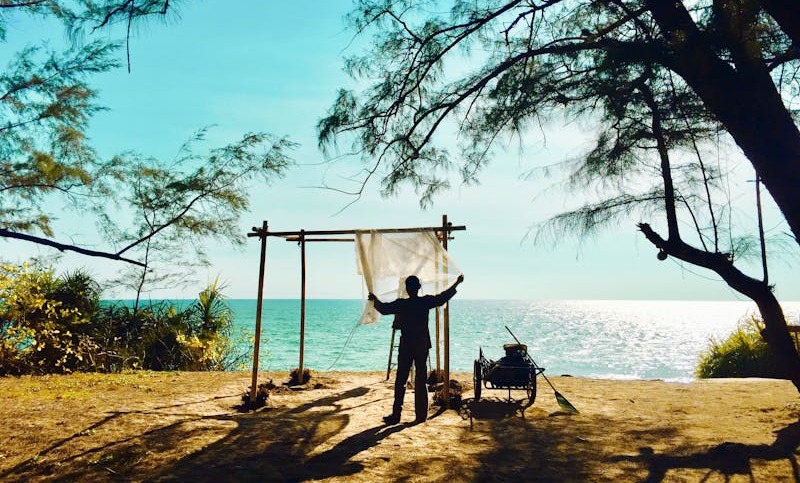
[0,228,145,267]
[637,222,766,297]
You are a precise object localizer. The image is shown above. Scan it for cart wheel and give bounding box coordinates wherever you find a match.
[527,371,537,405]
[473,360,482,401]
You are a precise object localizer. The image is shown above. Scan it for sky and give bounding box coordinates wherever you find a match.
[3,1,799,302]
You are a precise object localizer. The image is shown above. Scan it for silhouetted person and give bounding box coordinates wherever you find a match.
[368,273,464,425]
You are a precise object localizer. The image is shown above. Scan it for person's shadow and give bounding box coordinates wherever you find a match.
[148,383,408,482]
[291,422,411,480]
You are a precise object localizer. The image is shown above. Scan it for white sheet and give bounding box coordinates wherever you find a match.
[354,230,463,325]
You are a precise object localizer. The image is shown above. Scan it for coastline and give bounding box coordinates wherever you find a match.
[99,299,800,379]
[1,370,798,481]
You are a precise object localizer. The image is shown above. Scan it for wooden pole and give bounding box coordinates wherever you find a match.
[299,230,306,382]
[386,327,396,380]
[435,305,441,377]
[435,247,441,377]
[442,214,450,407]
[250,220,269,403]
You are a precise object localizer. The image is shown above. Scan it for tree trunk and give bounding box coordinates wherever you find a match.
[753,293,799,384]
[638,223,800,392]
[645,0,800,245]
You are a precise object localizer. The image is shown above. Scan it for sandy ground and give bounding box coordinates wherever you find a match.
[0,370,799,482]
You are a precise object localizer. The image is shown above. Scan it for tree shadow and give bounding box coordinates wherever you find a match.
[0,393,239,480]
[12,378,794,481]
[155,384,401,482]
[610,420,800,482]
[0,385,384,482]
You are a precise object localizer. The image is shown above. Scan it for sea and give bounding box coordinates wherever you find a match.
[221,299,800,382]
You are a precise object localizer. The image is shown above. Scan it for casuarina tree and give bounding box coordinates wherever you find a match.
[318,1,800,389]
[0,2,294,295]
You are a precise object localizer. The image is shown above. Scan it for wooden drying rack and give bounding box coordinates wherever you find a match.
[246,215,466,406]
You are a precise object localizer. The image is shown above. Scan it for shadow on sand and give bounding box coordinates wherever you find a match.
[610,420,800,482]
[145,385,396,482]
[1,385,418,482]
[4,382,798,482]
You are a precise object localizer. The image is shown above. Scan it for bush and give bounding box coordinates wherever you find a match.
[696,316,783,379]
[0,263,102,375]
[0,263,239,374]
[91,280,239,372]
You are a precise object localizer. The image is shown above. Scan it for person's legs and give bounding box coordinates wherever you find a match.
[412,346,429,422]
[386,340,411,423]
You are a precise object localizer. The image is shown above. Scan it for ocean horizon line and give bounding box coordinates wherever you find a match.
[93,299,800,376]
[101,297,800,303]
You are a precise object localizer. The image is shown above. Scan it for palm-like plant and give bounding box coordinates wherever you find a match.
[193,277,232,336]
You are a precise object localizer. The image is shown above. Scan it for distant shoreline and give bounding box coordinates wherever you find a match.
[102,297,800,303]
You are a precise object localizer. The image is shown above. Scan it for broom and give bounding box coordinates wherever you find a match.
[505,325,579,414]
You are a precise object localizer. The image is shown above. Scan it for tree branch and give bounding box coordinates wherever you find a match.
[637,222,765,297]
[0,227,145,266]
[115,188,205,256]
[0,1,47,7]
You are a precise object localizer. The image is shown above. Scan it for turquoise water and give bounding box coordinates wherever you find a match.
[227,299,800,381]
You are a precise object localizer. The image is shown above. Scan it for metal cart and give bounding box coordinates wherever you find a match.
[473,342,545,405]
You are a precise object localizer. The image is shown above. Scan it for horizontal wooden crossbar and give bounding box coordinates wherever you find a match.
[247,224,466,240]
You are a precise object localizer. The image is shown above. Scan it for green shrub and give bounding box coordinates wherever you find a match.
[0,263,239,374]
[696,316,783,379]
[0,263,102,374]
[92,280,238,372]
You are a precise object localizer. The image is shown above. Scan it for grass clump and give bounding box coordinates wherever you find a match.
[696,316,782,379]
[288,367,311,386]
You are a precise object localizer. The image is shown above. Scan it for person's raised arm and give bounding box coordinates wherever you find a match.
[368,292,399,315]
[432,274,464,306]
[447,274,465,293]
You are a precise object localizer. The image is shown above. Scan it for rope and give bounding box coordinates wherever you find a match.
[326,321,362,370]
